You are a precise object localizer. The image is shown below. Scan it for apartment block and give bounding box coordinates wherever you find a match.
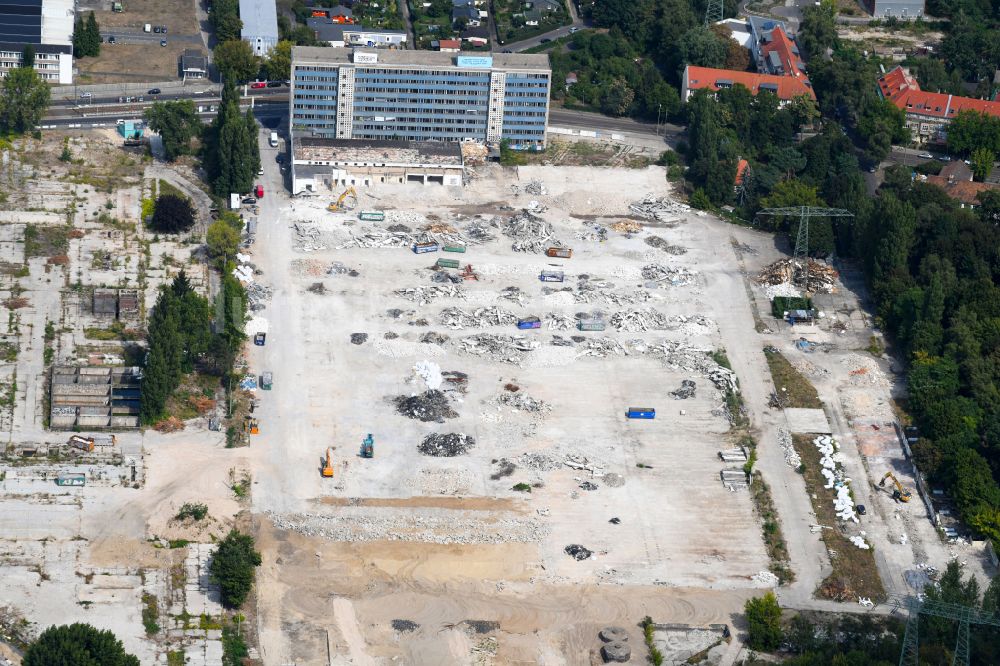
[290,47,551,149]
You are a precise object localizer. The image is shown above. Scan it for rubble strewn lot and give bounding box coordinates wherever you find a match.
[249,165,775,663]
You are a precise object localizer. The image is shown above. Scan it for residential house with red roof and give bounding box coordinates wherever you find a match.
[681,65,815,104]
[877,65,1000,144]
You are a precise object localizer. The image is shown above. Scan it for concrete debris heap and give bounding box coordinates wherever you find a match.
[610,309,715,334]
[293,222,327,252]
[609,220,642,234]
[394,390,457,422]
[670,379,696,399]
[394,285,465,304]
[439,306,517,329]
[245,282,273,311]
[757,258,839,293]
[512,180,548,196]
[644,235,686,255]
[496,390,550,413]
[629,195,690,222]
[564,544,593,560]
[777,428,800,467]
[501,211,563,253]
[466,217,498,243]
[419,433,475,456]
[458,334,539,363]
[546,313,575,330]
[641,263,699,287]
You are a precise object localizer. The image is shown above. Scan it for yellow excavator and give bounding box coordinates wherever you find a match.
[321,447,335,478]
[327,187,358,212]
[879,471,912,503]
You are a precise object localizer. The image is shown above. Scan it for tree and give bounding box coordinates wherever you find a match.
[85,12,101,57]
[947,111,1000,157]
[245,108,261,177]
[263,40,293,82]
[970,147,995,182]
[798,0,837,60]
[677,26,727,71]
[145,100,202,161]
[0,66,51,134]
[210,529,262,608]
[23,623,139,666]
[150,194,196,233]
[210,0,243,42]
[21,44,35,69]
[206,215,242,266]
[600,77,634,116]
[214,39,259,84]
[977,189,1000,225]
[745,592,782,651]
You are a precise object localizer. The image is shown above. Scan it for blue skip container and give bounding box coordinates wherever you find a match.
[626,407,656,419]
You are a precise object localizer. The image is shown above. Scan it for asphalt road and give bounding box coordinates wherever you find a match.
[548,108,683,141]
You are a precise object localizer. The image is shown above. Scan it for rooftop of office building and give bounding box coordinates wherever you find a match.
[292,46,550,71]
[293,138,464,165]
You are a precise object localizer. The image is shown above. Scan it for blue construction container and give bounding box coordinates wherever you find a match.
[412,242,439,254]
[516,316,542,330]
[539,270,564,282]
[626,407,655,419]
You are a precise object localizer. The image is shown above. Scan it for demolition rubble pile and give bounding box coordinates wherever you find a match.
[574,276,654,306]
[500,211,563,253]
[641,263,699,288]
[609,220,642,234]
[394,389,457,422]
[609,310,715,335]
[546,313,575,331]
[293,222,327,252]
[670,380,696,399]
[496,390,551,413]
[629,195,689,223]
[644,235,686,255]
[465,217,498,244]
[757,258,839,294]
[394,285,465,305]
[511,180,548,196]
[245,282,272,311]
[419,433,476,457]
[266,509,548,545]
[777,428,800,468]
[812,435,860,525]
[439,306,517,329]
[458,334,539,363]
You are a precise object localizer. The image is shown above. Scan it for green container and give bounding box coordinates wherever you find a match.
[359,211,384,221]
[436,258,460,269]
[442,245,467,253]
[577,321,606,331]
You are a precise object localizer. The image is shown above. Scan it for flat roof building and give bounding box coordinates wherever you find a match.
[290,48,551,149]
[0,0,74,83]
[239,0,279,56]
[306,19,407,48]
[865,0,923,18]
[291,137,464,193]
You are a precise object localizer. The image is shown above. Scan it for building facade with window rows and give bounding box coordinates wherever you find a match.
[291,47,551,149]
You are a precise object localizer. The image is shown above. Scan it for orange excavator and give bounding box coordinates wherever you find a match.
[322,447,334,478]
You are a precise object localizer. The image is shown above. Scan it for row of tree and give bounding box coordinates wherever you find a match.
[203,81,261,196]
[73,11,101,58]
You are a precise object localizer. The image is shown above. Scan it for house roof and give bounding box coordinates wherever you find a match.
[437,38,461,49]
[239,0,279,40]
[878,66,1000,120]
[181,49,208,69]
[532,0,562,8]
[925,176,999,206]
[760,27,806,77]
[684,65,815,100]
[311,5,352,17]
[452,0,474,6]
[460,26,490,39]
[453,5,479,19]
[939,160,973,182]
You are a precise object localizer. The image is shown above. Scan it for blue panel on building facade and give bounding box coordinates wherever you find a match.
[456,56,494,68]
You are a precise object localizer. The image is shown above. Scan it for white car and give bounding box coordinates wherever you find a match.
[918,152,933,159]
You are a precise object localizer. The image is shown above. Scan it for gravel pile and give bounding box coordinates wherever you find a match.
[645,235,686,255]
[670,379,697,399]
[419,433,475,456]
[394,390,457,422]
[565,544,593,560]
[350,333,368,345]
[392,620,419,632]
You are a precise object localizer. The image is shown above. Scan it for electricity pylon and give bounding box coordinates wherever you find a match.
[891,595,1000,666]
[705,0,724,25]
[755,206,853,287]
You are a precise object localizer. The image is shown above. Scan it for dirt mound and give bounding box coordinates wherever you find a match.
[394,390,457,422]
[418,433,475,456]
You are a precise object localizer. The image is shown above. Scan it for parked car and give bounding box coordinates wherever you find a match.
[251,81,267,89]
[937,155,952,162]
[569,26,579,33]
[254,332,266,346]
[160,39,167,47]
[153,25,161,33]
[242,196,257,205]
[266,80,283,87]
[540,37,551,43]
[857,504,867,516]
[147,87,161,95]
[161,26,168,33]
[107,35,116,43]
[918,152,933,159]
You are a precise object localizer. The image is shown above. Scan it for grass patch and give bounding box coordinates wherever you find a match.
[866,335,885,357]
[83,321,140,341]
[141,592,160,635]
[750,470,795,584]
[792,434,885,602]
[199,613,223,630]
[23,224,70,258]
[641,616,665,666]
[0,341,17,362]
[511,482,532,493]
[166,650,184,666]
[763,347,822,409]
[176,502,208,521]
[222,624,249,666]
[229,468,251,499]
[168,539,190,549]
[158,179,186,201]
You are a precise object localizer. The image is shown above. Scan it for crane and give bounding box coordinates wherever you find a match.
[879,471,912,502]
[321,448,334,477]
[327,187,358,212]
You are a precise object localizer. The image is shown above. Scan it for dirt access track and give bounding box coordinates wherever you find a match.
[242,154,774,663]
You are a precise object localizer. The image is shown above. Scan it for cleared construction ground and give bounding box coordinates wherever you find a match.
[246,164,774,664]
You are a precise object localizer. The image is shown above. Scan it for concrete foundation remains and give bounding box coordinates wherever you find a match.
[50,365,141,428]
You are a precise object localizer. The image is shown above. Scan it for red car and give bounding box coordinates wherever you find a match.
[250,81,267,89]
[254,184,263,198]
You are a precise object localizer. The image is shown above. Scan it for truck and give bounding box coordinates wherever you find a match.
[269,132,279,147]
[516,316,542,330]
[229,193,241,210]
[261,371,273,390]
[546,247,573,259]
[626,407,656,419]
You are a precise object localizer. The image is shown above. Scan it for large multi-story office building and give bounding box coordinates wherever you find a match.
[0,0,74,84]
[290,47,551,150]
